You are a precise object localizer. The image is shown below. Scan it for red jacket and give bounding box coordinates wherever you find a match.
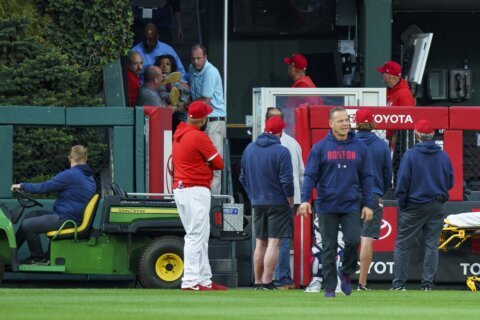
[172,122,224,189]
[387,78,415,107]
[386,78,416,140]
[127,70,141,107]
[292,76,316,88]
[291,76,323,105]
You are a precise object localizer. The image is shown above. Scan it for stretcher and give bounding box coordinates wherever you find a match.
[439,212,480,251]
[466,276,480,292]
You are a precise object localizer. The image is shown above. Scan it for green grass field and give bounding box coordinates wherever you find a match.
[1,289,479,320]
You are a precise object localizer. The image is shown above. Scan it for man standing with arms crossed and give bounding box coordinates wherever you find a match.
[189,44,226,195]
[172,100,227,291]
[265,107,304,290]
[392,119,453,291]
[298,107,374,298]
[355,109,392,290]
[240,116,294,290]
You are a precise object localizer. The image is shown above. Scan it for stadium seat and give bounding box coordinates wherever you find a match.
[46,194,100,240]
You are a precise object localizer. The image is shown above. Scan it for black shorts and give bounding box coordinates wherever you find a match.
[253,205,292,240]
[361,194,383,239]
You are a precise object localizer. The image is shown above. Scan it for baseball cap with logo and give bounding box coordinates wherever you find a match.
[283,53,308,70]
[414,119,434,134]
[376,61,402,77]
[355,108,374,123]
[265,116,286,134]
[187,100,213,119]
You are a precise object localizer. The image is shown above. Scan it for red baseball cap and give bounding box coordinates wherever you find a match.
[377,61,402,77]
[283,53,308,70]
[265,116,286,134]
[414,119,434,134]
[187,100,213,119]
[355,108,374,123]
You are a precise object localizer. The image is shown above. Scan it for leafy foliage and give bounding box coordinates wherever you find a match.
[13,127,109,194]
[36,0,133,92]
[0,1,133,192]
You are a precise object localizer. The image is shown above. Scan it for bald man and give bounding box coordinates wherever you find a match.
[137,66,165,106]
[131,23,186,82]
[127,51,143,107]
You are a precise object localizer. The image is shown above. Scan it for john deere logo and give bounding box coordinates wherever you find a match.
[111,207,178,214]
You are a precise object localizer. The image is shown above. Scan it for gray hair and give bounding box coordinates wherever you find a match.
[329,106,347,120]
[265,107,283,120]
[417,132,435,141]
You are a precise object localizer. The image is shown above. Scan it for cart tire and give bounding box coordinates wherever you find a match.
[137,236,184,288]
[0,257,4,283]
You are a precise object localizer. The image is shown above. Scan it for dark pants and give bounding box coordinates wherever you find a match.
[318,211,361,291]
[392,200,445,288]
[274,205,297,286]
[16,210,67,258]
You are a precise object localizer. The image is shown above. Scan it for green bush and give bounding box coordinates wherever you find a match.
[0,1,133,192]
[36,0,133,93]
[0,18,97,106]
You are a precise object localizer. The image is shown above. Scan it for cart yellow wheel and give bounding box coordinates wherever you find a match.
[155,253,184,282]
[138,236,184,288]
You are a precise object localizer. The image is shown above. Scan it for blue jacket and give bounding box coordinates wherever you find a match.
[396,141,453,210]
[356,131,392,196]
[301,131,374,214]
[239,133,294,206]
[22,165,96,222]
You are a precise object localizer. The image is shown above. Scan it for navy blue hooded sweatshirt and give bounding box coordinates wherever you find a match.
[239,133,294,206]
[396,141,453,210]
[21,165,96,222]
[301,131,374,214]
[356,131,392,196]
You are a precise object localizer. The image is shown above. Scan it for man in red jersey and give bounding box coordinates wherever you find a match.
[284,53,317,88]
[377,61,416,151]
[377,60,415,107]
[282,53,322,135]
[172,100,227,291]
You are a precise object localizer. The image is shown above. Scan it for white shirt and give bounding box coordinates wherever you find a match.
[280,132,305,204]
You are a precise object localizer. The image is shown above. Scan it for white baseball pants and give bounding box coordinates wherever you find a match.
[174,186,212,288]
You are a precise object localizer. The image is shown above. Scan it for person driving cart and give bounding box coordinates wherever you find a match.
[10,145,96,265]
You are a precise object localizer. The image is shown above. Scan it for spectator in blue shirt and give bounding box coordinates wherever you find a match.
[132,23,186,83]
[132,0,183,45]
[189,44,226,195]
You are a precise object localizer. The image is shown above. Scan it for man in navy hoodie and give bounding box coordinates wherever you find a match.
[240,116,294,290]
[355,108,392,290]
[298,106,374,298]
[392,119,453,291]
[11,145,96,264]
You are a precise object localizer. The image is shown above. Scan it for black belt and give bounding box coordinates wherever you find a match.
[208,117,226,122]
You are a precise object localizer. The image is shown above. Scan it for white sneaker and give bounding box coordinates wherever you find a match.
[335,276,343,294]
[304,279,322,293]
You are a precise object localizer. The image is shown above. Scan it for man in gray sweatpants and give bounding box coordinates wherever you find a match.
[392,119,453,291]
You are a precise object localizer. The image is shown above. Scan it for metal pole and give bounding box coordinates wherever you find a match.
[223,0,228,114]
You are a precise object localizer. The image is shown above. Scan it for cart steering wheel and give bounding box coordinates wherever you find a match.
[14,189,44,208]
